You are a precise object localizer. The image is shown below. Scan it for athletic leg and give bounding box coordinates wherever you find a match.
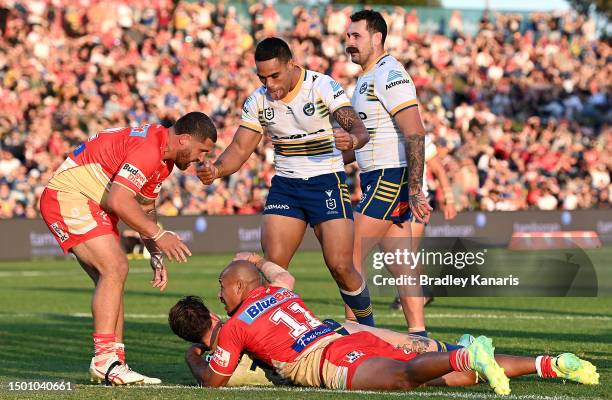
[261,214,307,268]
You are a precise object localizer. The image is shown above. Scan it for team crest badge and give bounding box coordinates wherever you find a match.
[303,102,315,116]
[345,351,364,363]
[359,82,368,94]
[264,107,274,121]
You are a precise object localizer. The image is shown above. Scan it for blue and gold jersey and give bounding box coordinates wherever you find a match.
[351,54,419,172]
[240,69,351,179]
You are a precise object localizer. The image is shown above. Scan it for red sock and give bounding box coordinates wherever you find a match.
[115,343,126,364]
[450,349,471,372]
[536,355,557,378]
[92,333,116,358]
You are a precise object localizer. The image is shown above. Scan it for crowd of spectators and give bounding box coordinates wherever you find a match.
[0,0,609,219]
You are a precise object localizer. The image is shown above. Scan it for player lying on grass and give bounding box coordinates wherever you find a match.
[168,253,598,394]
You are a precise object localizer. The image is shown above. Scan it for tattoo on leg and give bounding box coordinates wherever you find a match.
[398,336,431,354]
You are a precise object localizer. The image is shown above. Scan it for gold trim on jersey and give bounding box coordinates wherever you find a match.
[315,99,330,118]
[365,83,378,102]
[362,52,389,74]
[382,169,407,219]
[334,173,348,218]
[281,67,306,104]
[239,120,264,134]
[390,99,418,116]
[273,135,334,157]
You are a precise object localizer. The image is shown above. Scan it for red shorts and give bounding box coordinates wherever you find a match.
[321,331,418,390]
[40,188,119,253]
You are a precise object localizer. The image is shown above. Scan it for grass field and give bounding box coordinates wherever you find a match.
[0,250,610,400]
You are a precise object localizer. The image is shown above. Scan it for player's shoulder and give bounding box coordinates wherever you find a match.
[373,55,408,81]
[308,70,341,91]
[244,87,267,107]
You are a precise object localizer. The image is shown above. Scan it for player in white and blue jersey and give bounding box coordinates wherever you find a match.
[197,38,375,326]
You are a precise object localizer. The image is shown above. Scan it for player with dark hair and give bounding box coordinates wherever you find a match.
[168,254,598,394]
[40,112,217,385]
[340,9,433,334]
[197,37,376,327]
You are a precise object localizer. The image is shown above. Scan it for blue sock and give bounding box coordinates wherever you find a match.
[410,330,429,338]
[433,339,463,352]
[340,282,375,327]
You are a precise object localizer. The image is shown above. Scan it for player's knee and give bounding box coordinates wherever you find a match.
[96,256,129,281]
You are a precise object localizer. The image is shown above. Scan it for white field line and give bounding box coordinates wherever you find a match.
[88,384,599,400]
[0,312,610,322]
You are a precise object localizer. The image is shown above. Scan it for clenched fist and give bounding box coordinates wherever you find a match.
[333,128,355,151]
[196,161,219,185]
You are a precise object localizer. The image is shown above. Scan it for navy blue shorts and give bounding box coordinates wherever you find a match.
[354,167,413,223]
[263,172,353,227]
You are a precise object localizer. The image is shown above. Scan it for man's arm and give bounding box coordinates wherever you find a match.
[185,345,231,388]
[332,106,369,151]
[105,184,191,262]
[233,252,295,290]
[135,194,169,290]
[197,127,262,184]
[426,155,457,220]
[394,107,432,223]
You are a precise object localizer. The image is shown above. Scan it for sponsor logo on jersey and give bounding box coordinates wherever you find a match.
[330,81,342,92]
[387,70,404,82]
[118,163,147,190]
[391,201,410,217]
[129,124,150,137]
[385,79,411,90]
[50,222,69,242]
[359,82,368,94]
[333,89,345,99]
[326,198,337,210]
[264,107,274,121]
[345,350,365,363]
[238,288,298,324]
[212,346,231,368]
[264,204,290,211]
[358,112,367,120]
[303,102,315,116]
[153,183,163,194]
[291,325,333,352]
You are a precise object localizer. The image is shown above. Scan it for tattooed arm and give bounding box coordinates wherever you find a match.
[393,107,432,223]
[332,106,369,151]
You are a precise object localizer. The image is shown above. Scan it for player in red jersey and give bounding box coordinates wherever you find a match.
[40,112,217,385]
[169,254,599,393]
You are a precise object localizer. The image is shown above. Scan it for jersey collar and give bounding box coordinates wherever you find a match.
[280,67,305,104]
[361,52,389,75]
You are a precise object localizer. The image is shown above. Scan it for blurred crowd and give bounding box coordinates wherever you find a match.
[0,0,609,219]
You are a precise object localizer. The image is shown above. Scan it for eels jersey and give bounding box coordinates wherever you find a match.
[209,286,340,378]
[240,68,352,179]
[46,124,173,203]
[351,53,420,172]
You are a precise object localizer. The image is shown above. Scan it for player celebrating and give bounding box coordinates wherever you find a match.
[342,10,432,335]
[168,256,598,394]
[197,37,375,326]
[39,112,217,385]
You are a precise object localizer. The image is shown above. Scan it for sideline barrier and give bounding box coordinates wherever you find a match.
[508,231,602,250]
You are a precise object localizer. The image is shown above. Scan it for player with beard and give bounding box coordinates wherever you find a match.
[40,112,217,385]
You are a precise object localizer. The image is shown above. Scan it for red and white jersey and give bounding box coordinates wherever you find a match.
[209,286,336,376]
[47,124,174,203]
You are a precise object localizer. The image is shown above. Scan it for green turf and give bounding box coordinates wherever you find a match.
[0,250,610,400]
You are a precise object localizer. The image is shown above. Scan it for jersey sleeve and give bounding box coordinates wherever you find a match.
[425,135,438,162]
[113,143,162,194]
[239,93,264,134]
[208,322,245,376]
[374,67,418,117]
[318,75,352,114]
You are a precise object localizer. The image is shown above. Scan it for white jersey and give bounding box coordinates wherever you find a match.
[240,68,352,179]
[351,54,419,172]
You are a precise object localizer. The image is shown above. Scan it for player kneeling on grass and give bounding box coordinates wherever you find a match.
[39,112,217,385]
[168,254,598,394]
